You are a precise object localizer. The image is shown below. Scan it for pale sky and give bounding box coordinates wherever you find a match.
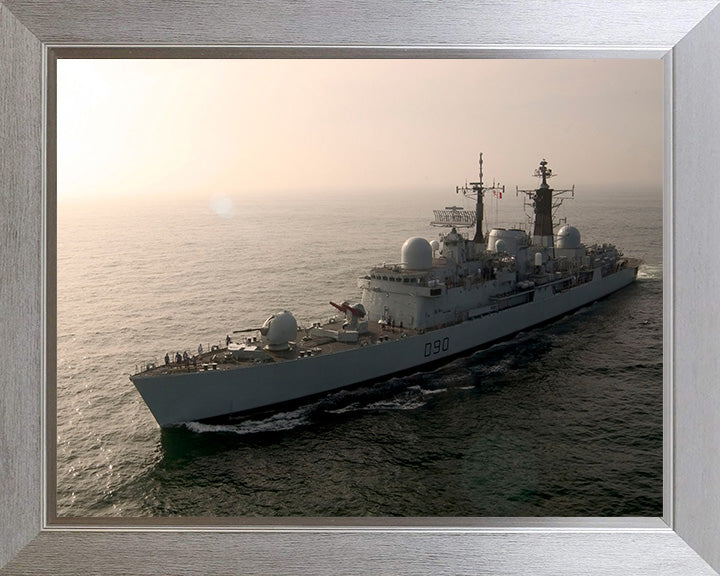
[57,59,662,203]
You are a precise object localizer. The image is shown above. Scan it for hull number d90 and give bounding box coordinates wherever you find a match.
[424,337,450,357]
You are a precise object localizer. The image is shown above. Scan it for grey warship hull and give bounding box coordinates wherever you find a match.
[131,262,639,427]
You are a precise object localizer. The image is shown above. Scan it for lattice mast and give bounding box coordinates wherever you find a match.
[516,159,574,248]
[454,153,505,243]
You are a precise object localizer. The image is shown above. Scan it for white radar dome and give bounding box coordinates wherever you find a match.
[401,237,433,270]
[556,225,581,249]
[261,311,298,351]
[430,240,440,252]
[488,228,527,255]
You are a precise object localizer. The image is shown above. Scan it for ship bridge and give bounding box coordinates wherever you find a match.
[365,264,430,285]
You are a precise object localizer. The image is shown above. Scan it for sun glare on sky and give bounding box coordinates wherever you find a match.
[57,59,662,204]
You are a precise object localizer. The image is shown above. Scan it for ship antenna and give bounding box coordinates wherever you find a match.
[434,152,504,243]
[468,153,504,243]
[476,154,484,242]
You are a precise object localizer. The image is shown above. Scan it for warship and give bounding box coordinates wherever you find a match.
[131,156,640,427]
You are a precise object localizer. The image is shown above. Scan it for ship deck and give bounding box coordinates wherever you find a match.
[132,318,419,379]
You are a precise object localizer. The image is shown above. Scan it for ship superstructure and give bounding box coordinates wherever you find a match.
[131,156,640,427]
[358,155,627,333]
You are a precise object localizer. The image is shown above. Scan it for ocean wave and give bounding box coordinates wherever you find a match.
[182,406,314,435]
[638,264,662,280]
[362,396,427,411]
[324,384,446,414]
[324,402,363,415]
[420,386,447,396]
[57,193,663,517]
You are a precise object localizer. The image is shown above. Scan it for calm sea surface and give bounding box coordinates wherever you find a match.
[56,187,662,517]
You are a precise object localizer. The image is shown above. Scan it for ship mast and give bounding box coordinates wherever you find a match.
[455,153,505,244]
[516,159,574,248]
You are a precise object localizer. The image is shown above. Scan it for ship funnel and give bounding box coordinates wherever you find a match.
[516,159,574,248]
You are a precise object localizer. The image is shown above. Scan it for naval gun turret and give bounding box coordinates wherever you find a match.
[260,311,298,351]
[226,311,298,361]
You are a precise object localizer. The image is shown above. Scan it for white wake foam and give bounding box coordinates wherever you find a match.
[183,405,314,435]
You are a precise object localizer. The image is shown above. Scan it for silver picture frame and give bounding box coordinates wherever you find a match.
[2,1,720,574]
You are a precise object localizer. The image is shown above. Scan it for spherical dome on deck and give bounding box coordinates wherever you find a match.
[401,237,433,270]
[557,225,581,249]
[263,311,298,349]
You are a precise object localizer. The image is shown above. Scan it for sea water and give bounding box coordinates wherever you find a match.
[56,187,662,517]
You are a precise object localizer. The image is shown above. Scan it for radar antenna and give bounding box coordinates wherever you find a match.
[431,153,504,243]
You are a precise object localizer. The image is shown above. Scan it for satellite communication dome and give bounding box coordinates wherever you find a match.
[430,239,440,252]
[556,225,582,249]
[261,311,298,351]
[400,237,433,270]
[488,228,527,254]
